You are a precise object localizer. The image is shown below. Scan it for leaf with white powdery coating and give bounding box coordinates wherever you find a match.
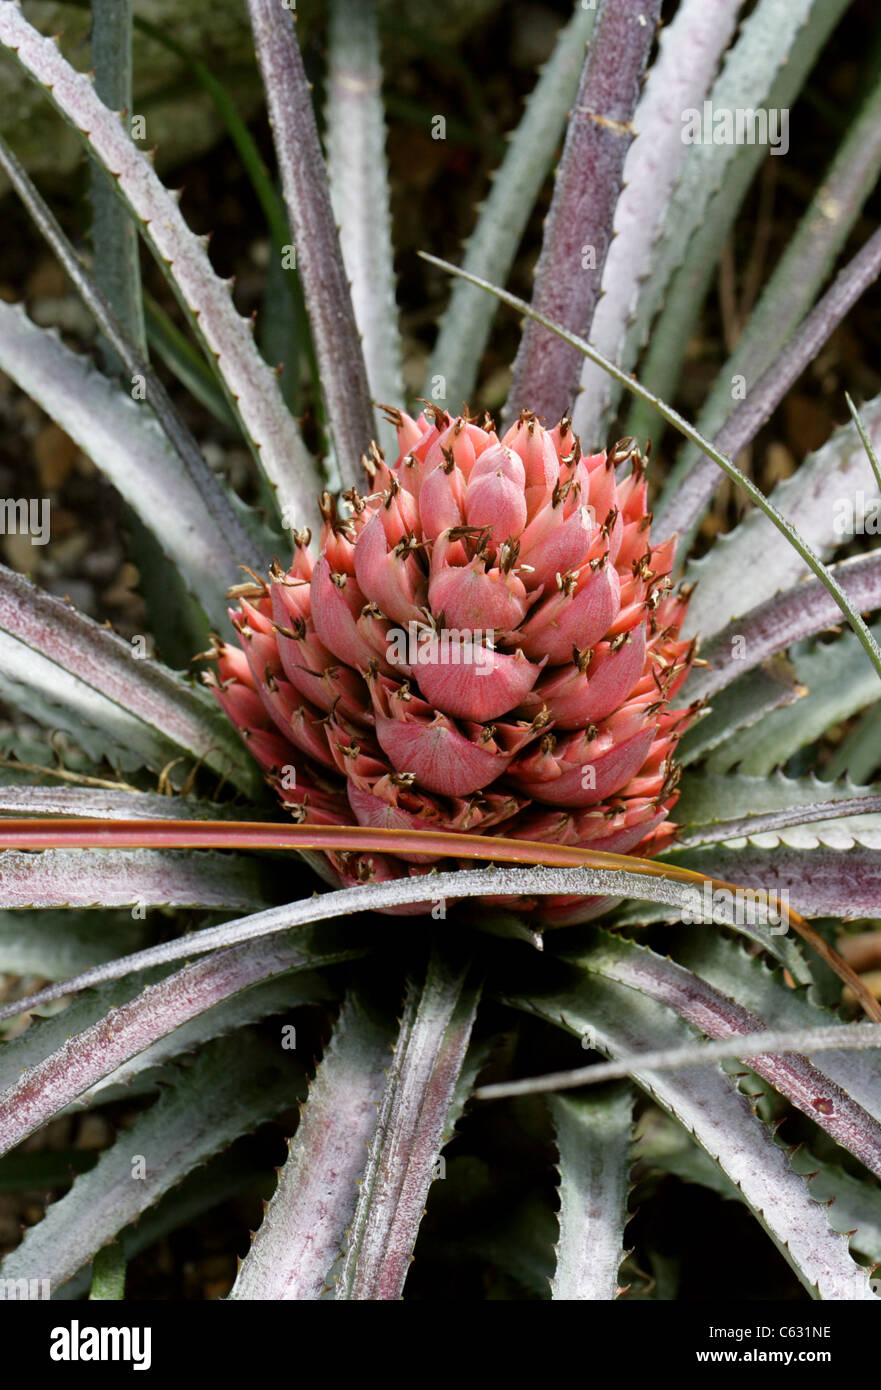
[0,961,332,1109]
[666,843,881,921]
[682,394,881,639]
[572,0,742,442]
[657,67,881,525]
[566,929,881,1178]
[0,783,264,821]
[658,225,881,551]
[675,769,881,849]
[678,769,881,827]
[623,0,847,444]
[639,1109,881,1264]
[0,1032,305,1290]
[670,930,881,1124]
[80,972,333,1111]
[326,0,402,457]
[0,863,813,1028]
[0,301,269,632]
[0,3,320,530]
[509,974,877,1299]
[549,1083,633,1301]
[0,563,261,794]
[701,620,881,775]
[230,992,393,1300]
[0,848,273,910]
[337,950,480,1299]
[505,0,662,425]
[0,925,359,1156]
[686,552,881,702]
[248,0,376,491]
[424,1,596,410]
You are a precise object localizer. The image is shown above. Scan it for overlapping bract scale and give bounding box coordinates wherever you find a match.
[206,408,698,922]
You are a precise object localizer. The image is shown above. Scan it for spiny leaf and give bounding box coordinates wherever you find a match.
[337,949,480,1300]
[638,1108,881,1264]
[81,972,332,1111]
[686,552,881,702]
[682,394,881,640]
[0,1033,306,1290]
[0,852,807,1023]
[0,300,270,632]
[0,925,359,1155]
[701,620,881,775]
[625,0,852,446]
[0,3,321,528]
[656,71,881,533]
[565,930,881,1177]
[549,1083,633,1301]
[0,848,273,910]
[506,0,662,424]
[676,769,881,848]
[424,0,596,409]
[0,562,261,793]
[573,0,742,441]
[823,702,881,784]
[681,805,881,851]
[0,782,264,821]
[678,769,881,827]
[0,961,331,1108]
[230,992,393,1301]
[672,929,881,1122]
[326,0,402,455]
[56,1145,276,1300]
[0,975,166,1095]
[666,843,881,921]
[247,0,375,491]
[506,974,877,1299]
[88,0,144,372]
[659,224,881,548]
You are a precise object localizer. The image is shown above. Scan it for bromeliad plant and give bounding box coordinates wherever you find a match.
[1,0,881,1300]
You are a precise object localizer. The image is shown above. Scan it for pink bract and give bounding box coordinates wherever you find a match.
[206,408,699,922]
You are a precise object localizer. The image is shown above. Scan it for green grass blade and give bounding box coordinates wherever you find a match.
[88,1242,126,1301]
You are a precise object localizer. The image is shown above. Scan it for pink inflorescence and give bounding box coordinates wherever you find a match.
[206,407,699,924]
